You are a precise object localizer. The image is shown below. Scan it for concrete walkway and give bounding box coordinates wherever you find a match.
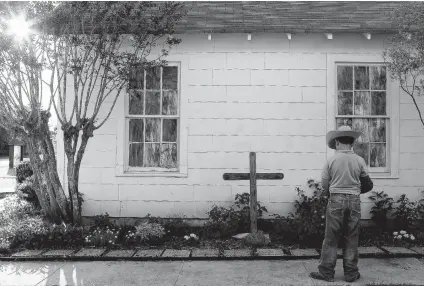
[0,157,15,196]
[1,258,424,286]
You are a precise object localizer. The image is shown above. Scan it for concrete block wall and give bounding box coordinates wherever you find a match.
[55,33,424,220]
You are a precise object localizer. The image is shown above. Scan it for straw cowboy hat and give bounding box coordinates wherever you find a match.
[326,125,362,149]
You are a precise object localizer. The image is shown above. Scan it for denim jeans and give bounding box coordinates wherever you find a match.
[318,193,361,279]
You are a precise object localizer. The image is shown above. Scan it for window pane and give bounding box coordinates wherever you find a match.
[145,118,161,142]
[129,66,144,89]
[370,143,386,167]
[145,91,160,115]
[353,142,369,165]
[353,118,369,143]
[129,143,144,167]
[146,66,161,90]
[371,91,386,115]
[145,143,160,167]
[128,90,144,115]
[369,119,386,142]
[163,66,178,90]
[354,66,369,89]
[337,92,353,115]
[336,118,352,128]
[160,143,178,168]
[371,66,386,90]
[354,91,371,115]
[337,66,353,90]
[162,90,178,115]
[163,119,178,142]
[129,119,144,142]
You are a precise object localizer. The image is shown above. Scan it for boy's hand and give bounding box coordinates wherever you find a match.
[360,175,373,194]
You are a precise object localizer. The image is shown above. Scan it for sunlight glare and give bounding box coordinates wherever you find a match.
[6,15,31,41]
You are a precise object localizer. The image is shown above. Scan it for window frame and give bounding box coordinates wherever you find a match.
[116,60,188,178]
[326,54,400,179]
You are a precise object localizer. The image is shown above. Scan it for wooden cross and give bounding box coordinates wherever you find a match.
[223,152,284,233]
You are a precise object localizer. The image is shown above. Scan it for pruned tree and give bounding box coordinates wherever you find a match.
[383,2,424,128]
[0,1,185,225]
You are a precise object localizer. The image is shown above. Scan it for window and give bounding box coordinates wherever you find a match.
[125,64,180,171]
[336,64,389,172]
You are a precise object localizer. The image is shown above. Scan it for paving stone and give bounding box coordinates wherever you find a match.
[256,248,286,257]
[223,249,252,258]
[161,249,191,258]
[104,250,136,258]
[11,250,45,257]
[289,249,319,257]
[134,249,164,258]
[411,247,424,255]
[42,249,75,257]
[191,249,219,258]
[380,246,418,255]
[358,246,385,255]
[74,248,106,257]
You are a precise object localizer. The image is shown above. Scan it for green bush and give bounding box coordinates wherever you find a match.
[135,221,166,244]
[84,226,120,247]
[15,175,40,209]
[91,212,115,230]
[204,192,268,238]
[393,194,424,230]
[282,178,328,248]
[369,191,395,232]
[0,194,47,248]
[15,161,33,184]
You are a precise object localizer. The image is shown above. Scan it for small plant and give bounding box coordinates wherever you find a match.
[369,191,394,231]
[183,233,199,246]
[122,229,137,246]
[92,213,114,230]
[135,221,166,244]
[205,192,268,238]
[15,161,33,184]
[392,230,416,248]
[393,194,422,230]
[285,178,328,247]
[84,226,120,247]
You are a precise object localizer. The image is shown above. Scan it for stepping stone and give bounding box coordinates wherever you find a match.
[134,249,164,258]
[104,250,136,258]
[410,247,424,255]
[12,250,45,257]
[191,249,219,258]
[380,246,418,255]
[74,248,106,257]
[358,246,385,256]
[42,249,75,257]
[223,249,252,258]
[256,248,286,257]
[161,249,191,258]
[290,248,319,257]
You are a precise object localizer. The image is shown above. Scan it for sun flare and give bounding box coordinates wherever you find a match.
[6,14,31,42]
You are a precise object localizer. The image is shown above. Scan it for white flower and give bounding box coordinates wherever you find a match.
[400,230,406,235]
[404,234,409,238]
[314,211,317,214]
[184,235,189,240]
[411,236,415,241]
[190,233,196,238]
[109,240,112,243]
[393,232,398,236]
[397,235,403,239]
[321,215,325,219]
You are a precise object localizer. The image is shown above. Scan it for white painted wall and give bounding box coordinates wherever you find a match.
[56,33,424,220]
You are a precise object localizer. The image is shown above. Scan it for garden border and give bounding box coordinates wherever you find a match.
[0,246,422,262]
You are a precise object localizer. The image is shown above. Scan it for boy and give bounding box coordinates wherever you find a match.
[310,125,373,283]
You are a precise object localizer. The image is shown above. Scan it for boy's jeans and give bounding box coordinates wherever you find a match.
[318,193,361,280]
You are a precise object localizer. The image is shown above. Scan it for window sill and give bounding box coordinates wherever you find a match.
[370,173,399,180]
[117,171,188,178]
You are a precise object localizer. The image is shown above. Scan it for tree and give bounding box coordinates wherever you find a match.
[0,1,186,225]
[383,2,424,129]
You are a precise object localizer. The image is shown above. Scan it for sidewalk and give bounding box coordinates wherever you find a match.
[1,257,424,286]
[0,157,15,196]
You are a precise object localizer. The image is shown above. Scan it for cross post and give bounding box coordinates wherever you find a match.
[223,152,284,233]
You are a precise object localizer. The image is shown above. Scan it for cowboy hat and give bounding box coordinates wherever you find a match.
[326,125,362,149]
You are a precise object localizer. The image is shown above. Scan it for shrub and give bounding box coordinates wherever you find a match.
[92,213,115,230]
[204,192,268,238]
[369,191,395,231]
[285,178,328,247]
[135,222,166,244]
[15,161,33,184]
[84,226,120,247]
[393,194,423,230]
[15,175,40,209]
[35,223,84,249]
